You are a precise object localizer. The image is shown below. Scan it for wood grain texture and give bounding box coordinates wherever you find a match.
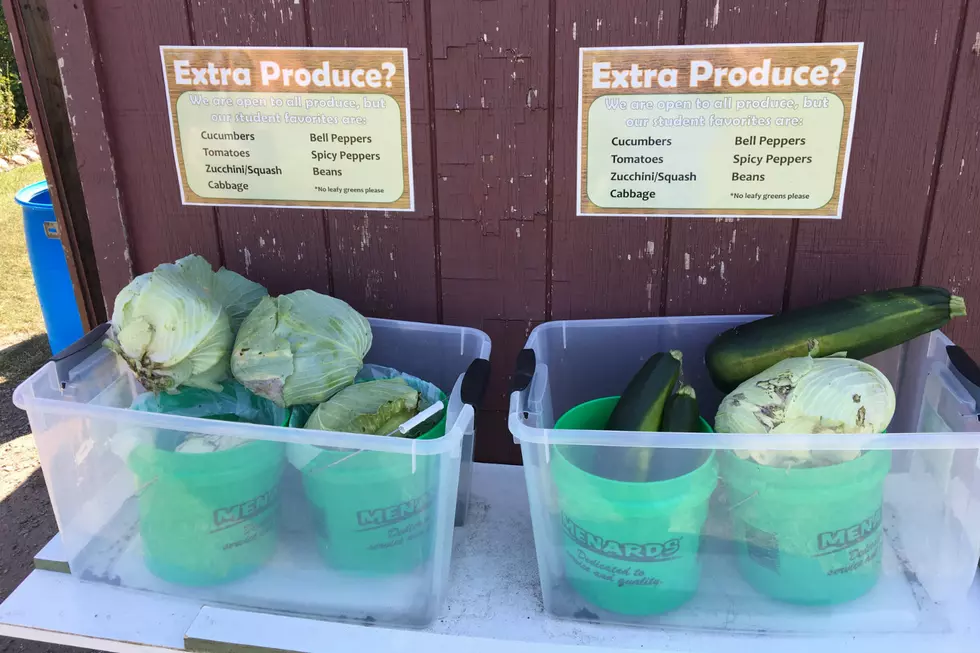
[666,0,822,316]
[39,0,980,466]
[45,0,135,304]
[431,0,549,327]
[86,0,219,275]
[186,2,332,295]
[430,0,549,460]
[551,1,680,320]
[307,0,439,320]
[474,318,540,465]
[787,0,964,309]
[919,0,980,359]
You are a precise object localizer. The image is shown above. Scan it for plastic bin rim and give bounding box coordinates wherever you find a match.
[15,180,51,208]
[523,313,769,347]
[508,394,980,451]
[14,360,475,456]
[366,316,492,358]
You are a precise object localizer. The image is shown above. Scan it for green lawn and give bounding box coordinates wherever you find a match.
[0,162,46,346]
[0,162,51,447]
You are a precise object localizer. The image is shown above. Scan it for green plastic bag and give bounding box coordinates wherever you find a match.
[129,381,289,451]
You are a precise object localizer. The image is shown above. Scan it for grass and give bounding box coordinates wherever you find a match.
[0,160,49,450]
[0,161,45,347]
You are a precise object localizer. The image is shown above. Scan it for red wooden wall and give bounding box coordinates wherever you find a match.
[44,0,980,463]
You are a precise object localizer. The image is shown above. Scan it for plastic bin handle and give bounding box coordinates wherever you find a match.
[461,358,491,408]
[52,322,111,388]
[511,349,536,393]
[947,345,980,407]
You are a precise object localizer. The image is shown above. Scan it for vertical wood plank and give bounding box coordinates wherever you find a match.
[430,0,550,461]
[787,0,963,309]
[551,1,680,320]
[919,0,980,359]
[187,0,331,295]
[666,0,821,316]
[5,0,105,326]
[45,0,136,303]
[86,0,220,273]
[306,0,438,321]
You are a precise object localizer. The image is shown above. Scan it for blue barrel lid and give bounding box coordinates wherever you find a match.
[15,180,51,208]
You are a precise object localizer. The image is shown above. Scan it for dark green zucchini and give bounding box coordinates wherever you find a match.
[648,384,708,481]
[706,287,966,391]
[660,384,700,433]
[597,351,681,482]
[606,350,682,432]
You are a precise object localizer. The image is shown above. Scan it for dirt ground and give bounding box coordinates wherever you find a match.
[0,161,89,652]
[0,335,83,653]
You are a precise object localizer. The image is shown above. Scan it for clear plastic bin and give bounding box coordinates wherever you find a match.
[14,318,490,627]
[509,316,980,635]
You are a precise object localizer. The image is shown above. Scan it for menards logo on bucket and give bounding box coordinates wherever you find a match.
[816,508,882,556]
[355,491,433,531]
[561,512,682,562]
[211,486,280,531]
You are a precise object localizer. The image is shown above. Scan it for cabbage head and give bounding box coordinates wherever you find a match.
[715,355,896,468]
[162,254,268,331]
[304,378,420,435]
[231,290,372,407]
[105,255,266,393]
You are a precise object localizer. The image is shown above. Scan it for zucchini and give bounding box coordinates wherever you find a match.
[706,286,967,391]
[598,351,681,482]
[650,384,707,481]
[607,350,683,432]
[661,384,700,433]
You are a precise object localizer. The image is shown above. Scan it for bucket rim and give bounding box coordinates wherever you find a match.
[551,396,718,491]
[15,180,51,208]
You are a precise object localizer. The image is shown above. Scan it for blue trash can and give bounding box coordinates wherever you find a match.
[16,181,84,355]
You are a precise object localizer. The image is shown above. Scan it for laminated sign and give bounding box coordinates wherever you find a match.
[578,43,862,218]
[160,46,414,211]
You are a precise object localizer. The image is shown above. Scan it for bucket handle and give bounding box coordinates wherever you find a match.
[134,475,159,496]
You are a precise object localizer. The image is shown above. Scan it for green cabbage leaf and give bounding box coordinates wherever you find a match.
[715,355,896,467]
[303,378,420,435]
[231,290,372,407]
[105,255,267,393]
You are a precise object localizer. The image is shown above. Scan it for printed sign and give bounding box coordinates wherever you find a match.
[160,46,413,211]
[578,43,862,218]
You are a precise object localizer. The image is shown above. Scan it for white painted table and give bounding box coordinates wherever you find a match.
[2,464,978,653]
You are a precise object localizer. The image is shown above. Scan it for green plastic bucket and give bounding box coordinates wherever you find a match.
[721,448,892,605]
[129,439,286,586]
[297,395,447,576]
[551,396,718,616]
